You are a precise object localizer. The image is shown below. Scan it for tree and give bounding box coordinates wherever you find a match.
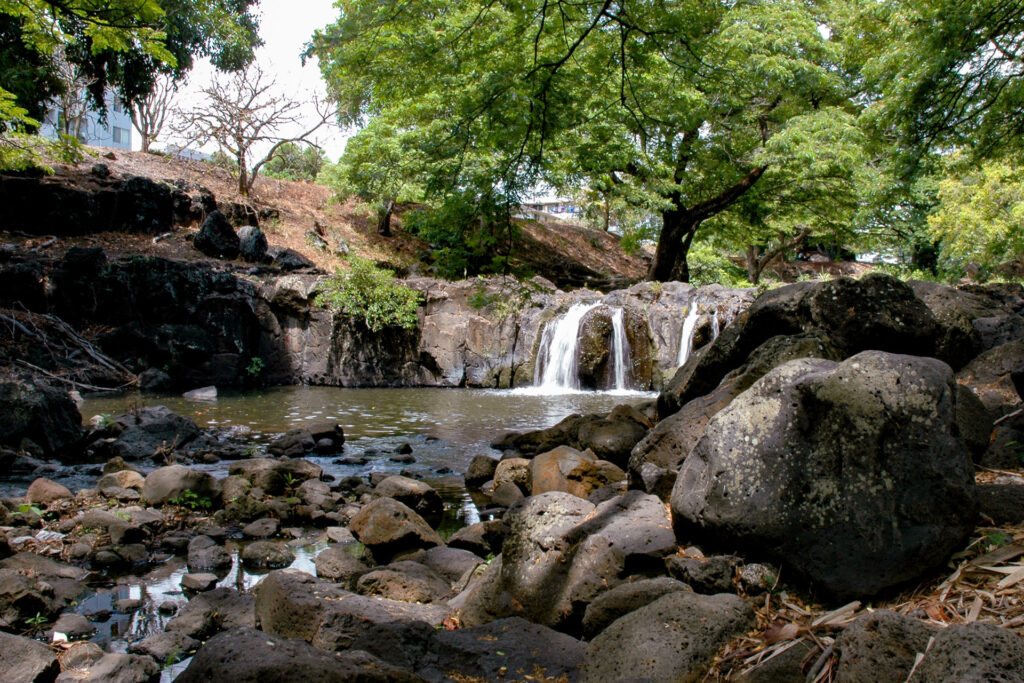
[130,72,175,152]
[0,0,174,167]
[314,0,866,282]
[848,0,1024,170]
[262,141,327,182]
[173,63,333,196]
[322,119,422,236]
[927,158,1024,273]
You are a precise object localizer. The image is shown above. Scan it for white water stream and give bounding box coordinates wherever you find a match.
[676,300,702,367]
[610,307,631,391]
[534,302,601,391]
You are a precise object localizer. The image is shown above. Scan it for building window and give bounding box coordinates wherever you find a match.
[112,126,128,144]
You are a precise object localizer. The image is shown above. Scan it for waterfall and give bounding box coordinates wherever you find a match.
[610,307,631,391]
[711,308,720,341]
[676,300,701,367]
[534,302,600,390]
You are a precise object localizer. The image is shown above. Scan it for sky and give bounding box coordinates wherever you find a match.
[145,0,352,162]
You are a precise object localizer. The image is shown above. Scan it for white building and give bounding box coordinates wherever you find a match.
[38,89,132,150]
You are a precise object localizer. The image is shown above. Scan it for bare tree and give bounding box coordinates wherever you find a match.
[173,64,332,196]
[130,73,175,153]
[52,46,95,140]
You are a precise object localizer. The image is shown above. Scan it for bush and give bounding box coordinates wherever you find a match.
[687,241,751,287]
[315,255,422,332]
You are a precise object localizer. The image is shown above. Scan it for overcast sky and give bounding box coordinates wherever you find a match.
[148,0,352,162]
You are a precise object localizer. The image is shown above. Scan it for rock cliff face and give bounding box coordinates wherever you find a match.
[0,249,753,390]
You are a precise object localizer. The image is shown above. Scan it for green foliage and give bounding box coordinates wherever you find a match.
[315,255,423,332]
[686,241,752,288]
[245,356,264,377]
[24,612,47,631]
[927,159,1024,275]
[467,277,546,320]
[17,502,42,517]
[315,0,867,282]
[206,149,239,173]
[263,142,326,182]
[168,489,212,511]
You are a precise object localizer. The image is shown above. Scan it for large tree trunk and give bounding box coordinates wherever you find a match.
[139,133,151,153]
[649,208,700,282]
[377,198,395,236]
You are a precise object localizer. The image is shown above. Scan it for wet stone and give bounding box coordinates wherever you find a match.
[181,573,219,592]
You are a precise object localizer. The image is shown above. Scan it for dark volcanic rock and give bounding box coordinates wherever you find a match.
[0,630,60,682]
[237,225,268,263]
[0,378,83,456]
[165,588,255,639]
[580,591,754,682]
[835,610,935,683]
[913,622,1024,682]
[349,498,443,564]
[176,627,421,683]
[671,352,978,601]
[581,576,691,639]
[194,210,239,259]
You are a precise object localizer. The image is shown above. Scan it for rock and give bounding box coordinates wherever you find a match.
[913,622,1024,681]
[128,630,200,664]
[0,379,83,456]
[356,560,451,603]
[660,274,941,417]
[54,652,159,683]
[580,591,755,682]
[181,572,219,592]
[465,455,498,487]
[194,210,239,259]
[26,477,72,506]
[373,476,443,522]
[447,520,505,557]
[241,540,295,569]
[738,563,778,596]
[237,225,268,263]
[415,546,482,585]
[493,457,531,493]
[908,280,1000,368]
[165,588,255,639]
[97,469,145,492]
[138,367,172,392]
[187,535,232,571]
[229,457,322,495]
[242,517,279,538]
[666,554,740,595]
[956,340,1024,415]
[492,414,588,456]
[490,481,525,507]
[175,626,420,683]
[979,483,1024,524]
[182,385,217,401]
[529,445,625,499]
[52,612,96,639]
[575,415,648,467]
[144,465,222,507]
[268,429,315,456]
[835,610,935,683]
[313,545,371,588]
[349,498,443,564]
[297,478,333,509]
[101,406,202,462]
[114,597,144,612]
[0,630,59,682]
[496,490,676,631]
[672,352,978,600]
[268,246,314,271]
[581,577,691,639]
[58,641,104,672]
[737,639,818,683]
[254,570,451,650]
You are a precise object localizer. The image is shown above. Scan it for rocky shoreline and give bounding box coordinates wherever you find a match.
[0,273,1022,680]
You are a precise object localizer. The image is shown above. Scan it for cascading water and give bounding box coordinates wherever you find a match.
[676,300,702,367]
[610,307,631,391]
[534,302,600,391]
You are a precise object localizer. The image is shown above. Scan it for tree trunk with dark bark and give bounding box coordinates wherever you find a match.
[377,198,395,236]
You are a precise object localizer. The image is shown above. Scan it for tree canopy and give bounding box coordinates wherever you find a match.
[314,0,868,281]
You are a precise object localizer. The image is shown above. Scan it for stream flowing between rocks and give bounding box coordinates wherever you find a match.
[33,385,654,680]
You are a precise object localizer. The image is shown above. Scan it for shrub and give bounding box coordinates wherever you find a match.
[315,255,422,332]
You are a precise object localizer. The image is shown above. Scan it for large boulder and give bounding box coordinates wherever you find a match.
[0,630,59,682]
[956,339,1024,416]
[165,588,255,640]
[529,446,625,499]
[835,610,935,683]
[193,210,239,259]
[237,225,268,263]
[911,622,1024,681]
[254,569,451,651]
[671,352,978,601]
[355,560,451,603]
[228,457,322,495]
[580,591,754,682]
[373,476,443,522]
[0,378,83,456]
[101,405,202,461]
[143,465,222,506]
[464,490,676,632]
[348,498,443,564]
[660,274,940,417]
[176,627,420,683]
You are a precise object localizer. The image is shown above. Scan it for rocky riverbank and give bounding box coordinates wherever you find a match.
[0,273,1022,681]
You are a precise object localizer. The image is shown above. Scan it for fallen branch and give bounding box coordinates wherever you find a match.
[15,359,136,392]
